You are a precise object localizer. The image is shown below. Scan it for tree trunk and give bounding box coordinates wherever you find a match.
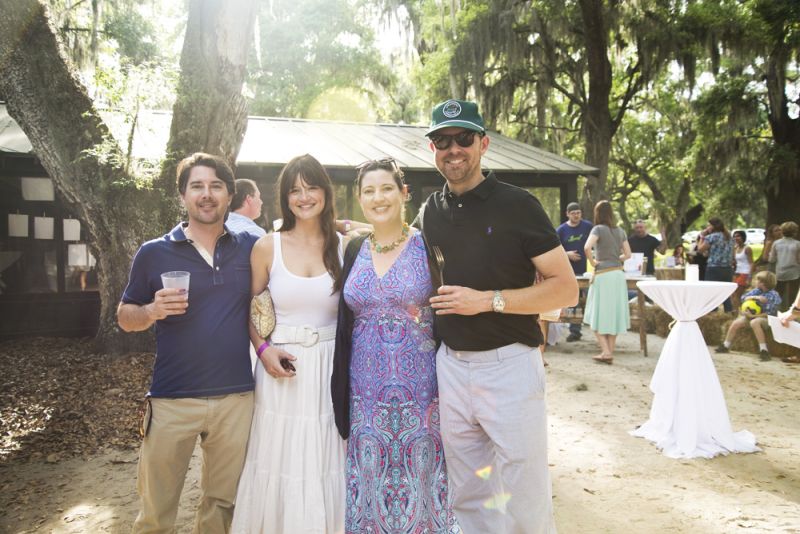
[0,0,162,352]
[765,140,800,225]
[157,0,257,199]
[578,0,613,211]
[0,0,257,353]
[764,51,800,225]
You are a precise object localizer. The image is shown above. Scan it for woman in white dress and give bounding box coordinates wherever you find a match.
[232,154,347,533]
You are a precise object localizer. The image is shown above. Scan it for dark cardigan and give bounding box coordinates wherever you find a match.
[331,235,368,440]
[331,231,441,440]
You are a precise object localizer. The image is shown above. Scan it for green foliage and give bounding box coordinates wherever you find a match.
[104,9,159,65]
[248,0,390,118]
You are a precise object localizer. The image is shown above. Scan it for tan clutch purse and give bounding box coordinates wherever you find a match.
[250,289,276,338]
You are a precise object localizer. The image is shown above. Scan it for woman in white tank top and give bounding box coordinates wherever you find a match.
[232,154,348,534]
[732,229,753,309]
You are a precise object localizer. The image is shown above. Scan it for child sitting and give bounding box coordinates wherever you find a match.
[716,271,782,361]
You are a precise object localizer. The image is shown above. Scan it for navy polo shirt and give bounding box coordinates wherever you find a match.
[557,219,593,275]
[419,173,561,350]
[121,223,258,398]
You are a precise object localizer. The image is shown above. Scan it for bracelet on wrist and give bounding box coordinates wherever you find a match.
[256,341,270,357]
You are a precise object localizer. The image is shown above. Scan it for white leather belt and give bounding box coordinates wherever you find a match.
[271,324,336,347]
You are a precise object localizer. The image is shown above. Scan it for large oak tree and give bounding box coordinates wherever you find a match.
[0,0,257,352]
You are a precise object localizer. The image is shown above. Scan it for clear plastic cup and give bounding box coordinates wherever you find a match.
[161,271,190,294]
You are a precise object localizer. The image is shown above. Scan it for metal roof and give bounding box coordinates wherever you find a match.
[0,104,598,175]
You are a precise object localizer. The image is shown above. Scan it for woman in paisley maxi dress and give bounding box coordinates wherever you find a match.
[332,158,459,533]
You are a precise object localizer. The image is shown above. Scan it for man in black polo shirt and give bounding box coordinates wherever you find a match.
[628,219,665,275]
[419,99,577,533]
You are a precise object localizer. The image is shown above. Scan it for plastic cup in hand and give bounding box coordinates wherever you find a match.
[161,271,190,294]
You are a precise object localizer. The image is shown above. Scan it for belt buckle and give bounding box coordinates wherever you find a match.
[299,325,319,347]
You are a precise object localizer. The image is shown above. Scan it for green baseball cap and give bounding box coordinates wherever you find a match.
[426,99,486,136]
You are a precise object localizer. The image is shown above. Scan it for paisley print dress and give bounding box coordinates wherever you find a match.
[343,233,458,533]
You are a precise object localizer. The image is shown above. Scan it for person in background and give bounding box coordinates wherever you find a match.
[754,224,782,273]
[697,217,735,312]
[769,221,800,313]
[628,219,665,275]
[777,286,800,364]
[226,178,267,237]
[732,229,754,310]
[556,201,593,342]
[778,286,800,327]
[118,153,257,534]
[716,271,781,361]
[672,243,687,266]
[583,200,632,365]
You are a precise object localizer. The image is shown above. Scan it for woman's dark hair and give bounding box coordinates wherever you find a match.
[275,154,341,283]
[708,217,730,240]
[354,157,405,193]
[593,200,616,227]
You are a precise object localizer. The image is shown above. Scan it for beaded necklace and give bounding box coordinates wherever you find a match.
[370,223,410,254]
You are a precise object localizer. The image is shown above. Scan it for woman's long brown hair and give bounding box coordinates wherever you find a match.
[275,154,341,287]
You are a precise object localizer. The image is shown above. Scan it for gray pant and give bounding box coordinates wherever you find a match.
[436,343,557,534]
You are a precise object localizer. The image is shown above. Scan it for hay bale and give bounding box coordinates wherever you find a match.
[628,302,800,359]
[629,303,663,335]
[697,312,729,347]
[726,316,800,359]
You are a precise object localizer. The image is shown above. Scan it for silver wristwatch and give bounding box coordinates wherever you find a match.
[492,290,506,313]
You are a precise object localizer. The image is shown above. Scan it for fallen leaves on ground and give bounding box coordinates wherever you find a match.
[0,337,152,465]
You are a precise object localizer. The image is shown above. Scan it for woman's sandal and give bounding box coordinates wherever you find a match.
[782,355,800,364]
[592,355,613,365]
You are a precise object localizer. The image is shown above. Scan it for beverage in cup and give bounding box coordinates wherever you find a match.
[161,271,190,294]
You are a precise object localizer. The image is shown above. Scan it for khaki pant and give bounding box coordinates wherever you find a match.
[436,343,557,534]
[132,392,254,534]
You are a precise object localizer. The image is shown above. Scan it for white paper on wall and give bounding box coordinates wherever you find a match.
[34,216,54,239]
[68,243,89,267]
[21,177,55,201]
[63,219,81,241]
[8,214,29,237]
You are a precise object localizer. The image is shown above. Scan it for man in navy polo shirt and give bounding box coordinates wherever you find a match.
[556,202,593,341]
[420,99,577,533]
[118,153,257,533]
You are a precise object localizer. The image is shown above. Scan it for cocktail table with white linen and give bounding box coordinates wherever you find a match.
[630,280,760,459]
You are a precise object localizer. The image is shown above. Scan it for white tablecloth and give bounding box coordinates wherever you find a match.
[630,281,760,458]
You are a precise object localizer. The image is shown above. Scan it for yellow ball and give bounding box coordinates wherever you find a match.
[740,300,762,315]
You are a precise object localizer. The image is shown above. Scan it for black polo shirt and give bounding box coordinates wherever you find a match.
[418,172,561,350]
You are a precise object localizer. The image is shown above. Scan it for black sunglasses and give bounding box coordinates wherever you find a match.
[429,130,482,150]
[355,157,399,175]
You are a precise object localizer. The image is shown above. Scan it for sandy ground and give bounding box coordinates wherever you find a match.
[1,329,798,533]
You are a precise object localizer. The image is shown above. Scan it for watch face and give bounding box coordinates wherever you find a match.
[493,292,505,312]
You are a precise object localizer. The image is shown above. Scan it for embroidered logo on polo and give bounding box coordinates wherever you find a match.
[442,100,462,118]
